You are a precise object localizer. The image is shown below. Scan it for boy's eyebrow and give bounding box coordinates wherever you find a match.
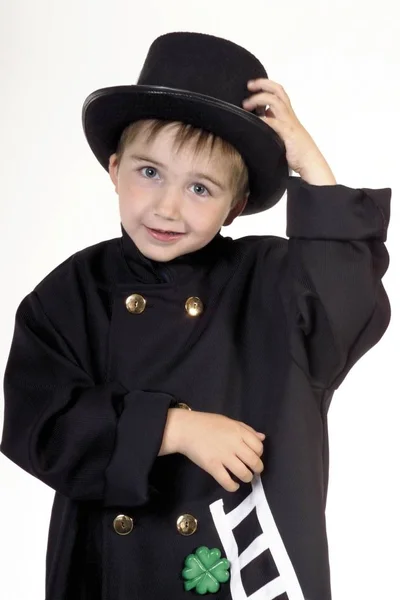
[128,153,227,191]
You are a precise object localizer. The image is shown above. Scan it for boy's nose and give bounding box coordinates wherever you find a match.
[154,187,182,220]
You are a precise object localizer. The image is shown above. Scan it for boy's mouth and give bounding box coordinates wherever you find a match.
[151,228,183,234]
[145,226,186,241]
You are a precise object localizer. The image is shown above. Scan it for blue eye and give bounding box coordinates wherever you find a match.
[192,183,210,197]
[139,167,210,196]
[140,166,159,178]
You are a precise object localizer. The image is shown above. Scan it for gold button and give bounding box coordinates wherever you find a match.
[177,403,192,410]
[125,294,146,314]
[185,296,203,317]
[113,514,134,535]
[177,514,198,536]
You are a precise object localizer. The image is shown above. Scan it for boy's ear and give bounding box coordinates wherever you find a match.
[108,153,119,191]
[223,194,249,226]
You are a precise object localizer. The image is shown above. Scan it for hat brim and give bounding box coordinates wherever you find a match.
[82,85,289,215]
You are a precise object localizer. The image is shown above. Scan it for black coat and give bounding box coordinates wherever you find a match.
[1,176,391,600]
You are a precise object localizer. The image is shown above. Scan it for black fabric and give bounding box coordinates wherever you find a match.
[1,289,173,506]
[65,504,102,599]
[0,176,391,600]
[286,178,390,240]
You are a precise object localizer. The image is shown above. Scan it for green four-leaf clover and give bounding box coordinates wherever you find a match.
[182,546,231,594]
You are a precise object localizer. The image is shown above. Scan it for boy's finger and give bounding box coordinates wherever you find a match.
[240,422,266,438]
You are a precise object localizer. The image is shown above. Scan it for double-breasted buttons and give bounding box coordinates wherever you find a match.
[125,294,146,314]
[177,402,192,410]
[113,514,134,535]
[125,294,203,316]
[185,296,203,317]
[177,514,198,536]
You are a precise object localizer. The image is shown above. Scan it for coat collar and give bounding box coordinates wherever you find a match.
[120,223,226,283]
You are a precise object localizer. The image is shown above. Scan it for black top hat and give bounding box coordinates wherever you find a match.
[82,32,289,215]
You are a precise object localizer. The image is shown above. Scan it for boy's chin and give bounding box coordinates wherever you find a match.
[138,240,188,262]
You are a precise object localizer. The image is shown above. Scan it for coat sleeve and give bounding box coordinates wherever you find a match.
[281,175,391,398]
[1,290,174,507]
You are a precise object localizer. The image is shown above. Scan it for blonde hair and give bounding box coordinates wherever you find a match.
[114,119,250,208]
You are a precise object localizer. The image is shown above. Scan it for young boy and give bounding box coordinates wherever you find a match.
[0,32,391,600]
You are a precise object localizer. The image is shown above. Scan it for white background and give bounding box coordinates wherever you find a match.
[0,1,398,598]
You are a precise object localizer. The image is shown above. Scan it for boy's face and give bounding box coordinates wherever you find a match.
[108,123,248,262]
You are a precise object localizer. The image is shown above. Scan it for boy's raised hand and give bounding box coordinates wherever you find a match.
[242,78,336,184]
[158,409,265,492]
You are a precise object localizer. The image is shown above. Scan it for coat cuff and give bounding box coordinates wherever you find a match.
[286,176,391,241]
[104,390,174,507]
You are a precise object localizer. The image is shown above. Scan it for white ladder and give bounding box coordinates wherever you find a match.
[209,475,305,600]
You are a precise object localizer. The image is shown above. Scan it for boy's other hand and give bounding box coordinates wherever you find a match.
[242,78,336,184]
[158,409,265,492]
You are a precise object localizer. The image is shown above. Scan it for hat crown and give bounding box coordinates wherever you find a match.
[136,32,268,108]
